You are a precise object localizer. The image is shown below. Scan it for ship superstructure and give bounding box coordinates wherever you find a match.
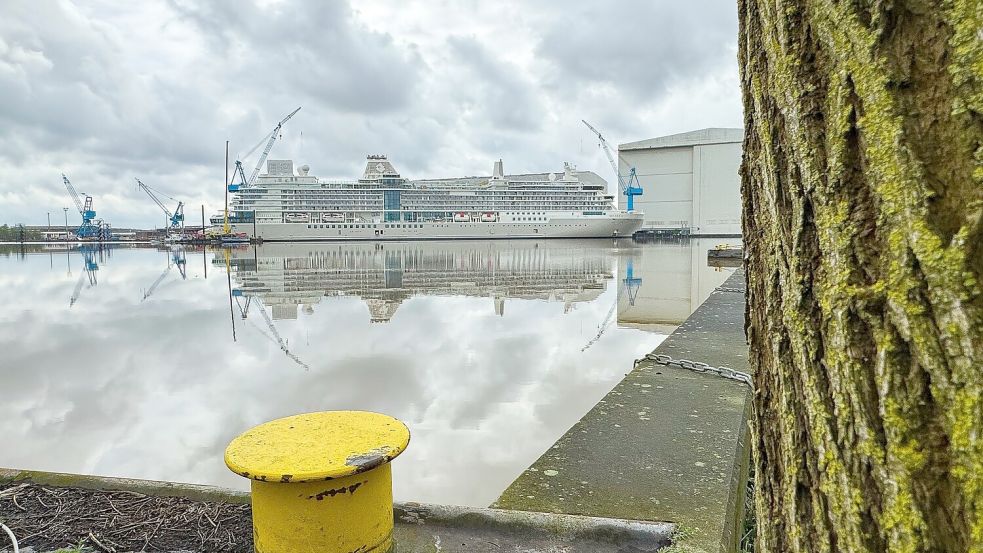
[215,156,643,241]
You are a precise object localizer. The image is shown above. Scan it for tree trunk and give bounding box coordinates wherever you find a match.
[738,1,983,551]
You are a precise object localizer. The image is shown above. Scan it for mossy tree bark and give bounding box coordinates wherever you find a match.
[738,0,983,551]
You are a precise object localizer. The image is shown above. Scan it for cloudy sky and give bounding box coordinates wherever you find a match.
[0,0,741,228]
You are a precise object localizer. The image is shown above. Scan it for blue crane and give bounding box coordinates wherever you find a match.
[228,107,302,192]
[141,249,187,302]
[62,174,100,238]
[136,179,185,231]
[582,120,643,211]
[581,258,642,351]
[69,246,100,306]
[222,248,308,369]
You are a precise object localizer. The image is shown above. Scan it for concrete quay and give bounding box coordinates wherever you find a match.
[495,269,751,553]
[0,469,675,553]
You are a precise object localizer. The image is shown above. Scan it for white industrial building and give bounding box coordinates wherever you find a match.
[618,128,743,236]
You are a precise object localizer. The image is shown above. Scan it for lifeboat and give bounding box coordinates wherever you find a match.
[480,212,498,222]
[453,212,470,222]
[284,212,310,223]
[321,212,345,223]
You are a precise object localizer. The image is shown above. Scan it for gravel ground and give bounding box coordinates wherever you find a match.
[0,483,251,553]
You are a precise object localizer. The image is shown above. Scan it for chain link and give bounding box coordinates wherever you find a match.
[635,353,753,387]
[715,287,745,294]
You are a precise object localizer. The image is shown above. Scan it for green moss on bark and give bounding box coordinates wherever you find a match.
[739,0,983,551]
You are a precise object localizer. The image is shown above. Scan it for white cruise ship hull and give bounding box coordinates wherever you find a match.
[232,213,642,242]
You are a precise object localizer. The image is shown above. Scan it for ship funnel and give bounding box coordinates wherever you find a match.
[492,159,504,180]
[562,162,577,181]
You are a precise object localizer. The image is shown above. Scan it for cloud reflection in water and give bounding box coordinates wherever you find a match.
[0,239,732,506]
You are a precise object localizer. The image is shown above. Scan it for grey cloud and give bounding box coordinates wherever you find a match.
[535,0,737,102]
[0,0,426,226]
[166,0,421,113]
[446,35,544,132]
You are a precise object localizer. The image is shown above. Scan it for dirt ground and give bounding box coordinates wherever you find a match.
[0,483,251,552]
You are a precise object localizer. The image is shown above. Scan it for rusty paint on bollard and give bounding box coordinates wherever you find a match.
[225,411,410,553]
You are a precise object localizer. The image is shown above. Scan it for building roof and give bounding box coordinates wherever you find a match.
[619,128,744,151]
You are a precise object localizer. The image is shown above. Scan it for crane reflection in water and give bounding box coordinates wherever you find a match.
[222,246,311,371]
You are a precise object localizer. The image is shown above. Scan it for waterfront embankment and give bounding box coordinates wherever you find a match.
[495,269,751,553]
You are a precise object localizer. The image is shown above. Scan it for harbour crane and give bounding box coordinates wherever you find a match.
[228,107,302,192]
[255,302,311,371]
[222,248,309,369]
[141,249,187,302]
[231,289,310,370]
[581,120,644,211]
[136,179,185,232]
[62,174,100,238]
[69,247,100,307]
[581,258,642,351]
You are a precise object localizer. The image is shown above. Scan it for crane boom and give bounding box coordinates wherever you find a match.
[63,174,85,214]
[136,179,185,230]
[69,273,86,307]
[69,248,99,305]
[256,302,311,370]
[581,302,617,351]
[581,120,620,177]
[142,262,172,302]
[136,179,170,216]
[581,120,644,211]
[246,107,301,186]
[580,258,642,351]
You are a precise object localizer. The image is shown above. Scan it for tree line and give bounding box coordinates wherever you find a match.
[0,224,44,242]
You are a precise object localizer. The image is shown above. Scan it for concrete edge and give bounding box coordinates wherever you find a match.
[0,468,677,544]
[0,468,250,504]
[720,389,753,553]
[396,502,676,543]
[707,272,751,553]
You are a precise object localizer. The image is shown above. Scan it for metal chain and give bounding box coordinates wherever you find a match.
[635,353,753,387]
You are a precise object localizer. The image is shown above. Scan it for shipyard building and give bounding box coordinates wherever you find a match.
[618,128,743,236]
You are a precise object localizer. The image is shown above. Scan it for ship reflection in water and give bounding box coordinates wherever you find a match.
[0,238,735,507]
[223,240,617,324]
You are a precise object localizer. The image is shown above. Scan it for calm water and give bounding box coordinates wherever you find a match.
[0,238,735,506]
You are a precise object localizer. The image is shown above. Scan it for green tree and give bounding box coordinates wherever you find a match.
[0,224,43,241]
[739,0,982,551]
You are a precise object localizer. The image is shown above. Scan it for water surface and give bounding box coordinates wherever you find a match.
[0,238,735,506]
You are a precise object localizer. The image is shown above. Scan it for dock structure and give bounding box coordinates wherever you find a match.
[620,128,744,237]
[495,269,751,552]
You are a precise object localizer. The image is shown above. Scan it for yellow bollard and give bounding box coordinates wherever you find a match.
[225,411,410,553]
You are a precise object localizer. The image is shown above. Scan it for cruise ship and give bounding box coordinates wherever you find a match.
[213,156,643,241]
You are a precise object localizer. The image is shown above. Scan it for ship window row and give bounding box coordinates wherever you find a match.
[238,203,608,211]
[238,190,600,198]
[240,197,602,205]
[305,224,427,230]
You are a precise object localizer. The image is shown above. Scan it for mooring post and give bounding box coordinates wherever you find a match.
[225,411,410,553]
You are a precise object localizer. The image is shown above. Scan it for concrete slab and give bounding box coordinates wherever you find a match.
[494,270,750,553]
